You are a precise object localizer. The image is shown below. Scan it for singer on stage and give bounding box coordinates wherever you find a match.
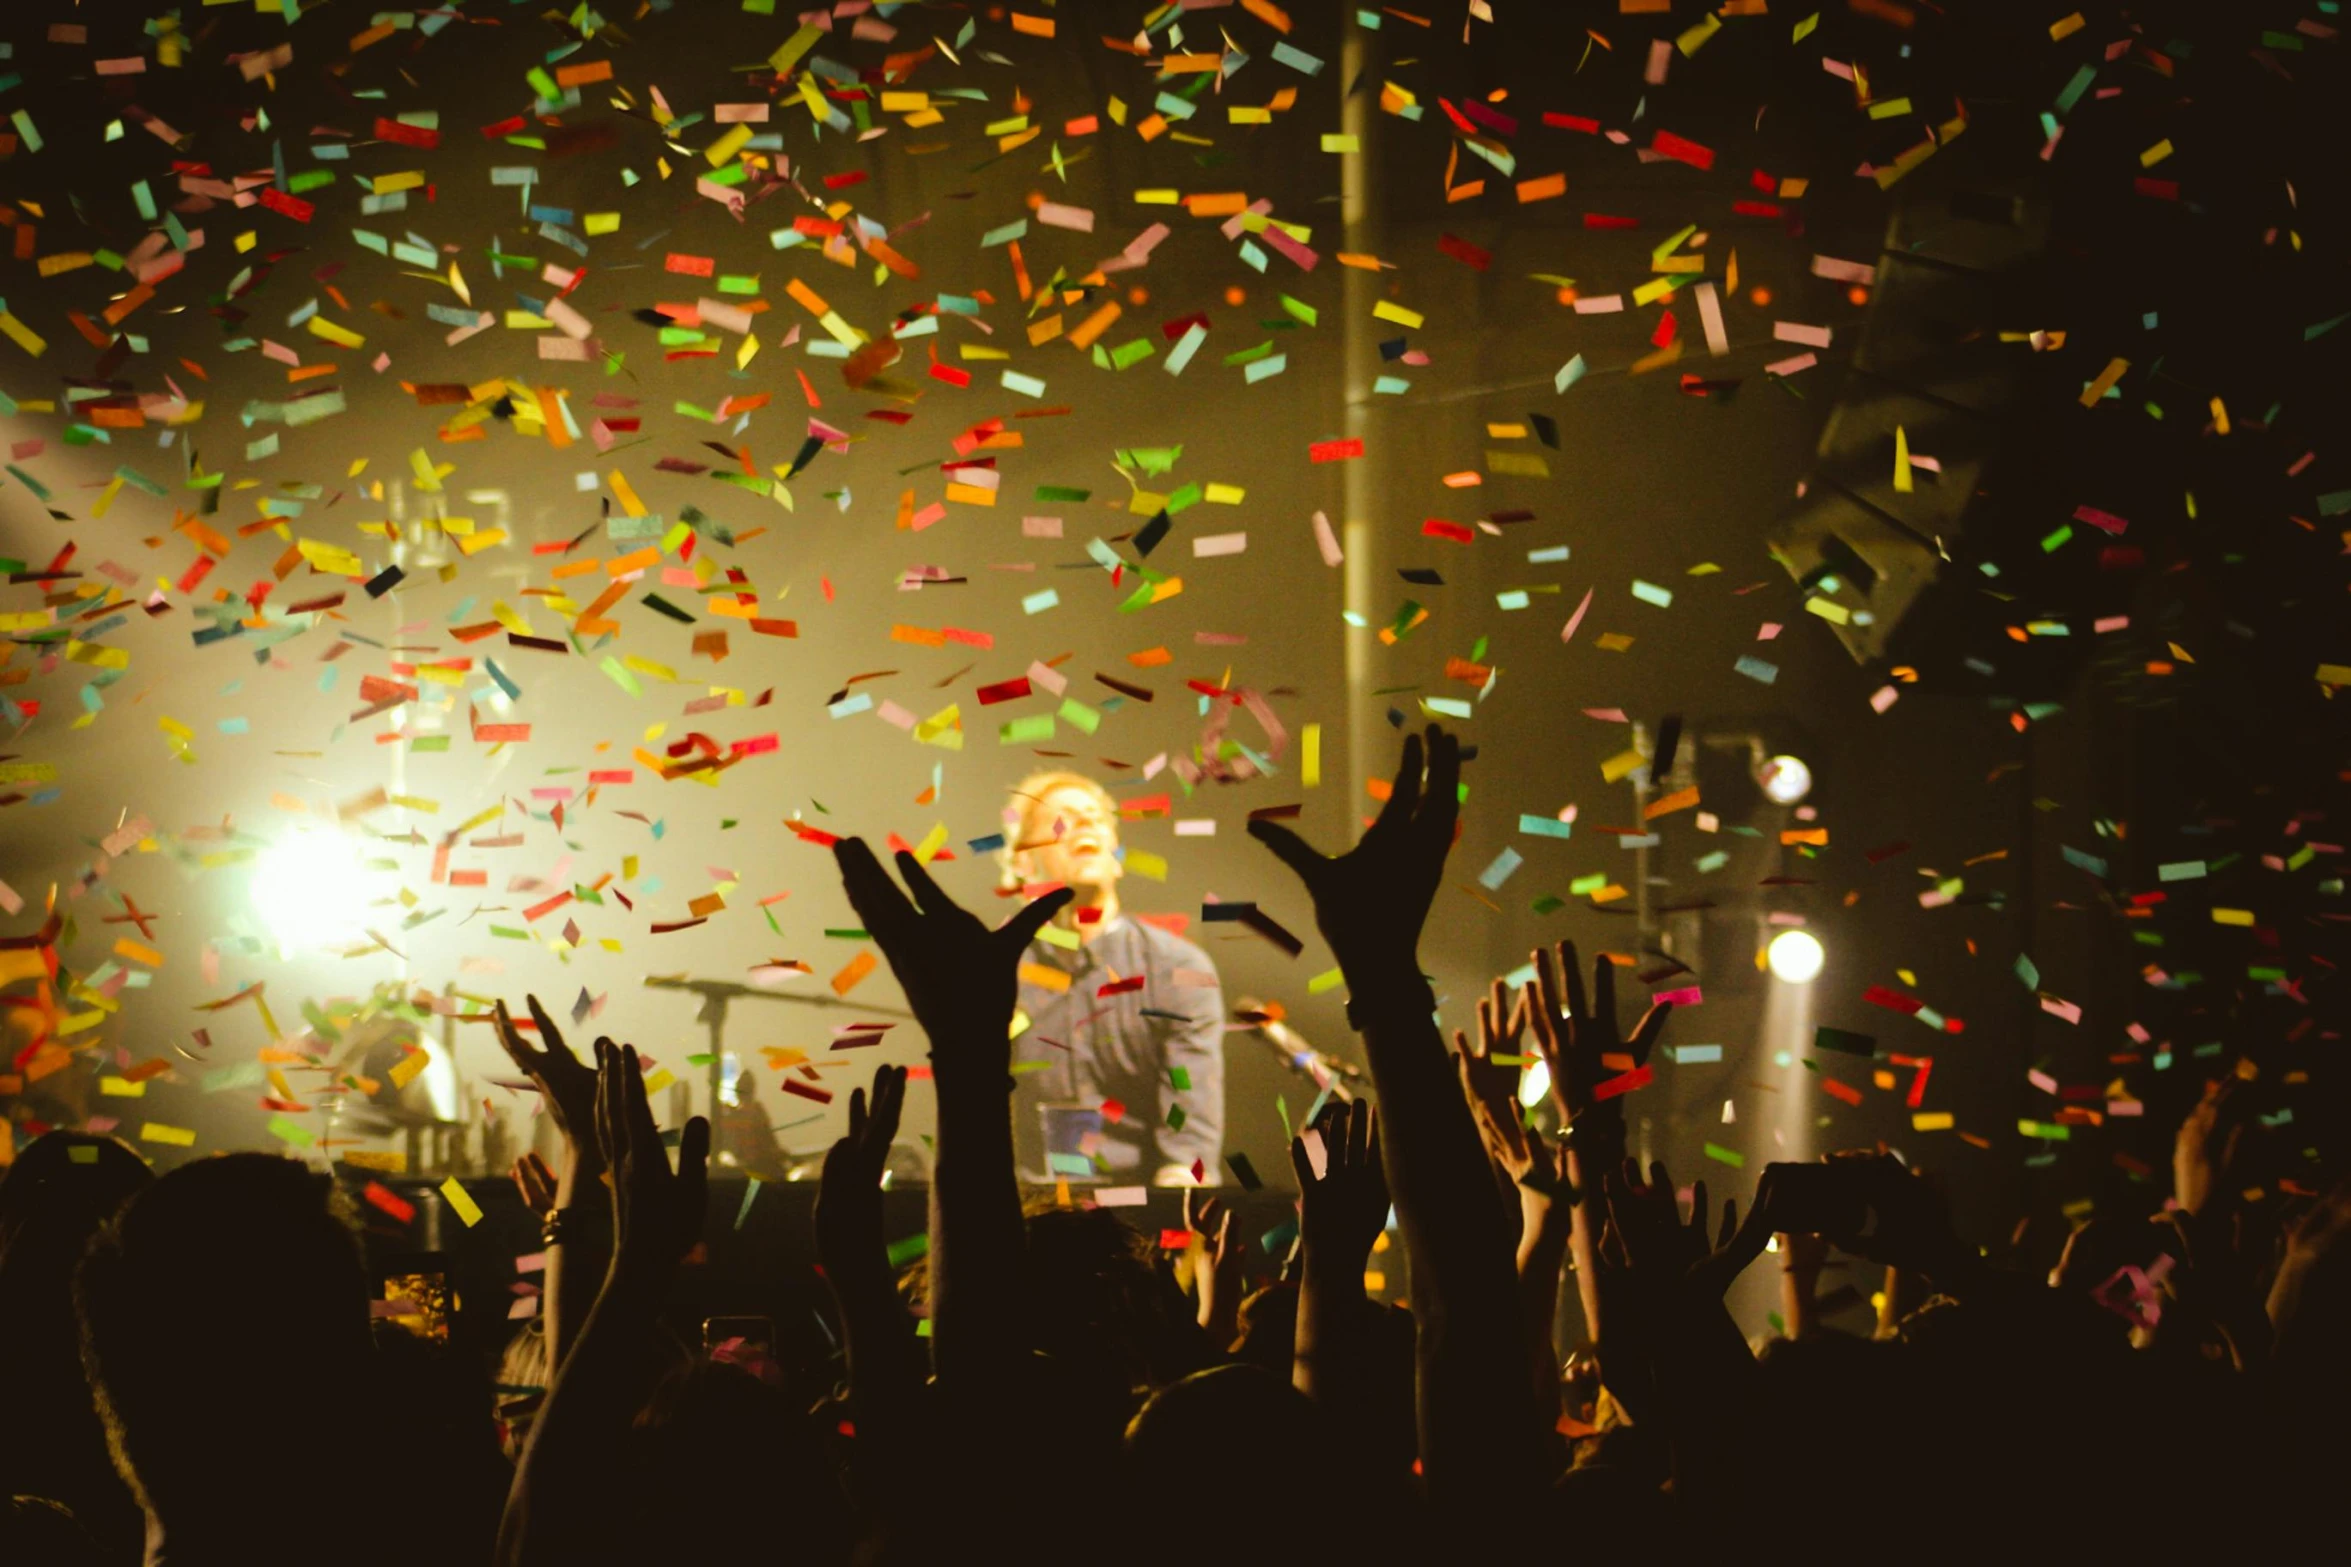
[1002,770,1225,1186]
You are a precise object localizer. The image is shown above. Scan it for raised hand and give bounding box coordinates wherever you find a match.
[591,1040,710,1277]
[510,1151,557,1222]
[1467,1092,1570,1202]
[1529,942,1672,1161]
[495,995,604,1166]
[1183,1188,1247,1344]
[814,1063,907,1268]
[832,838,1072,1062]
[1453,977,1528,1132]
[1291,1099,1389,1270]
[2174,1075,2248,1218]
[1605,1159,1772,1301]
[1249,724,1460,977]
[1802,1151,1972,1285]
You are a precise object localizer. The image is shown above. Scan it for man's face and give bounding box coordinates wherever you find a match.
[1023,784,1123,891]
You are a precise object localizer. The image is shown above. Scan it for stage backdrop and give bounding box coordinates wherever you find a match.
[10,2,2339,1352]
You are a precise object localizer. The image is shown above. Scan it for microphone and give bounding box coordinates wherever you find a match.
[1232,998,1367,1098]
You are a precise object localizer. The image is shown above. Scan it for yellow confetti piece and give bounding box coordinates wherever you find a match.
[440,1175,484,1227]
[913,821,949,864]
[1912,1111,1955,1131]
[0,311,50,357]
[1302,723,1321,787]
[140,1123,197,1148]
[1371,300,1424,329]
[609,469,648,518]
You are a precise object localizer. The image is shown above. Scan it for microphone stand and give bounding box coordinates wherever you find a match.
[642,975,914,1126]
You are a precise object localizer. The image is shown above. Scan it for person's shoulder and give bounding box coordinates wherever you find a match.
[1131,916,1216,974]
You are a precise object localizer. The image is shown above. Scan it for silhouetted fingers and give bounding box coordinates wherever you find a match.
[1247,817,1327,887]
[833,838,913,942]
[525,994,573,1070]
[676,1116,712,1242]
[592,1040,621,1171]
[1420,725,1461,841]
[1593,955,1619,1036]
[1288,1133,1317,1190]
[893,848,962,920]
[1000,883,1075,949]
[1628,1000,1673,1065]
[492,1000,533,1070]
[869,1063,907,1144]
[1369,730,1424,838]
[1558,940,1588,1024]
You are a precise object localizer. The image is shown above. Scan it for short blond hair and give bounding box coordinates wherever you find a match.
[1000,770,1118,889]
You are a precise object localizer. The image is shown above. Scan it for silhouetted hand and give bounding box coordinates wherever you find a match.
[1291,1100,1388,1269]
[1467,1092,1570,1203]
[1605,1159,1773,1301]
[1812,1151,1969,1282]
[832,838,1072,1065]
[814,1063,907,1271]
[592,1040,710,1277]
[496,994,605,1165]
[1452,977,1528,1132]
[2283,1178,2351,1268]
[2174,1075,2248,1218]
[1249,725,1460,977]
[510,1152,557,1222]
[1530,942,1672,1162]
[1183,1189,1246,1341]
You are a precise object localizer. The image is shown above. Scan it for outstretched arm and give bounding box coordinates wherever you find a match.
[496,1043,708,1567]
[1250,726,1545,1509]
[492,995,612,1371]
[813,1063,924,1513]
[1522,941,1673,1352]
[1465,1086,1575,1435]
[1289,1100,1390,1412]
[832,840,1069,1393]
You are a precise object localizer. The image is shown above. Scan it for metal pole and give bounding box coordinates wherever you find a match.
[1340,15,1386,838]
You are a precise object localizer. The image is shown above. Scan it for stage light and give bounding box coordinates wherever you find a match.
[1758,753,1812,806]
[1766,928,1825,985]
[1519,1055,1552,1109]
[251,828,383,954]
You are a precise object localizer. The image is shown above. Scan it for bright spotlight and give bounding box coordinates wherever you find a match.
[252,829,384,954]
[1518,1055,1551,1109]
[1759,754,1812,806]
[1766,928,1825,984]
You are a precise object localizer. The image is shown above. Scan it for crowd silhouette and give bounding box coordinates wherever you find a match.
[2,727,2343,1564]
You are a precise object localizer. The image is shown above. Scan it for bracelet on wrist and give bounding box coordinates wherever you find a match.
[539,1204,608,1248]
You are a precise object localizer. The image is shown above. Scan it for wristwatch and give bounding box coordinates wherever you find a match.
[1344,980,1437,1031]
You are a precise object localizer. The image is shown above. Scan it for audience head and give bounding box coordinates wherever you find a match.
[75,1153,369,1524]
